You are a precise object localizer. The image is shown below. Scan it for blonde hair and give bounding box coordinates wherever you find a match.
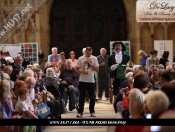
[146,90,169,115]
[21,70,34,78]
[138,50,146,56]
[0,73,10,80]
[0,80,11,99]
[129,88,146,119]
[166,65,173,71]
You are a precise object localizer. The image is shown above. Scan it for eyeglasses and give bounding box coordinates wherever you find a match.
[17,60,23,61]
[26,82,36,85]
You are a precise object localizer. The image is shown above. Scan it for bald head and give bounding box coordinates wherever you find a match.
[25,77,36,89]
[100,48,107,57]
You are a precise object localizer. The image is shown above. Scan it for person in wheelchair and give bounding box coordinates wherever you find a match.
[59,61,79,111]
[43,67,61,99]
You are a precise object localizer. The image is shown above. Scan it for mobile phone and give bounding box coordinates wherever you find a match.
[150,126,161,132]
[146,114,152,119]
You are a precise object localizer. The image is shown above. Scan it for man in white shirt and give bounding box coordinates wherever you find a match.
[76,47,99,117]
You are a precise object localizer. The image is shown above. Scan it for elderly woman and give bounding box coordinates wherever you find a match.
[43,68,61,99]
[138,50,150,67]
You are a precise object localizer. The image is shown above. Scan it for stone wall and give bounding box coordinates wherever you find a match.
[1,0,175,67]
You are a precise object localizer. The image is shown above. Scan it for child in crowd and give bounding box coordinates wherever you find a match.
[15,88,38,132]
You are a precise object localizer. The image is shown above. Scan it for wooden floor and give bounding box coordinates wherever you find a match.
[44,98,116,132]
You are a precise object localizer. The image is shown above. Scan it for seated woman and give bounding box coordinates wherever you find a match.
[35,68,61,119]
[43,68,61,99]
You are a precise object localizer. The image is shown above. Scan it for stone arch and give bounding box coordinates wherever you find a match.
[153,23,164,40]
[140,23,152,53]
[168,23,175,56]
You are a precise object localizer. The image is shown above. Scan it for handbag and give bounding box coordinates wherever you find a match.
[36,103,51,118]
[122,95,129,107]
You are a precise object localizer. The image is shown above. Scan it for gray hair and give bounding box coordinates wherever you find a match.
[46,68,55,77]
[14,55,22,60]
[100,48,107,53]
[3,65,13,72]
[52,47,57,51]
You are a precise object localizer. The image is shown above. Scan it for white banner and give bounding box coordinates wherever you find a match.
[136,0,175,22]
[154,40,173,65]
[2,44,21,59]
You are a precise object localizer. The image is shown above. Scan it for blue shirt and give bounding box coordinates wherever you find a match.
[48,54,61,62]
[140,55,150,66]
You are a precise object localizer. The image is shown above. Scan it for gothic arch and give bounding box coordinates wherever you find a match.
[140,23,152,53]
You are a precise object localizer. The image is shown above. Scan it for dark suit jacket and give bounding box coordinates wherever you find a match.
[108,53,130,78]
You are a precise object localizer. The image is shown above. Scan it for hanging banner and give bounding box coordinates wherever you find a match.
[154,40,173,65]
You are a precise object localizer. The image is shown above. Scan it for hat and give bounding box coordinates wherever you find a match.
[112,41,126,52]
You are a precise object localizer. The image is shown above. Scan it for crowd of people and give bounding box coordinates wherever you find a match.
[0,42,175,132]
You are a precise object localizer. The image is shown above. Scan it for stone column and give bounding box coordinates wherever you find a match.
[35,13,41,49]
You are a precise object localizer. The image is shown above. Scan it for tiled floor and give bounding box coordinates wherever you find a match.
[44,99,116,132]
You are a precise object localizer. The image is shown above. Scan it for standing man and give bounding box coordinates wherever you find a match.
[97,48,110,100]
[108,42,130,98]
[17,52,30,69]
[76,47,99,117]
[48,47,61,66]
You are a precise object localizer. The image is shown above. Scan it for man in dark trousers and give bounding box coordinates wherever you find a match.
[59,61,79,111]
[108,41,130,110]
[76,47,99,117]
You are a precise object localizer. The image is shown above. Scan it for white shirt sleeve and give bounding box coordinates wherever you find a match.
[15,100,28,112]
[76,57,81,68]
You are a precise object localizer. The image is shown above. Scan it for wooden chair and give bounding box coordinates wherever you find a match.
[42,92,47,130]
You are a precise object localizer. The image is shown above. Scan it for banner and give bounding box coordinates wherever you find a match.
[0,119,175,126]
[154,40,173,65]
[1,44,21,59]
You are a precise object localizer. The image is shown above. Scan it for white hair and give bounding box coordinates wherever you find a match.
[125,72,133,79]
[82,48,86,54]
[14,55,22,60]
[46,68,55,77]
[129,88,146,119]
[51,47,57,51]
[100,48,106,53]
[133,65,141,73]
[146,90,169,115]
